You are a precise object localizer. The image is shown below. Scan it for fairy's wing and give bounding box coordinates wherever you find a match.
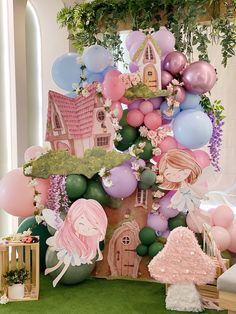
[42,208,63,230]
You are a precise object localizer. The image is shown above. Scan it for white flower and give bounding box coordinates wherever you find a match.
[131,161,140,171]
[82,88,90,98]
[104,98,112,109]
[152,203,160,211]
[98,167,107,178]
[128,145,136,157]
[96,83,103,93]
[171,79,180,86]
[153,147,162,156]
[115,133,123,142]
[28,179,38,187]
[102,177,113,188]
[156,175,164,183]
[0,295,9,305]
[76,56,84,65]
[138,142,146,149]
[113,120,122,131]
[153,190,165,198]
[80,73,86,80]
[23,228,32,236]
[24,166,32,175]
[139,126,148,137]
[35,215,44,224]
[72,82,79,90]
[34,194,41,204]
[133,171,141,181]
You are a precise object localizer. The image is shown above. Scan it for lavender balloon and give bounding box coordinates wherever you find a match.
[102,165,138,198]
[125,31,145,50]
[147,213,168,233]
[159,205,179,219]
[129,61,139,73]
[174,86,186,103]
[161,70,173,88]
[152,27,175,57]
[150,97,163,109]
[163,51,187,75]
[159,190,176,211]
[128,99,143,110]
[182,61,217,94]
[162,229,170,238]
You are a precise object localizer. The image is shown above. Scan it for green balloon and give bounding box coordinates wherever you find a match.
[107,197,122,209]
[148,242,164,257]
[138,181,150,190]
[18,216,51,271]
[66,174,87,200]
[115,140,131,152]
[140,169,156,186]
[121,126,139,144]
[119,109,128,127]
[45,247,95,285]
[99,240,105,251]
[83,180,109,205]
[136,244,148,256]
[135,138,153,160]
[139,227,156,245]
[168,212,187,231]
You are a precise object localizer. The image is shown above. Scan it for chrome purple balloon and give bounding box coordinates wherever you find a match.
[163,51,187,75]
[161,70,173,88]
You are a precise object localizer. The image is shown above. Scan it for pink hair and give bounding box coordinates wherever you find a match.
[159,149,202,189]
[54,199,107,261]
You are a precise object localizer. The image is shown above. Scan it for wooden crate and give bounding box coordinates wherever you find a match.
[0,240,40,301]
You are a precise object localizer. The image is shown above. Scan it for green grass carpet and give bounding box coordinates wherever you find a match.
[1,275,227,314]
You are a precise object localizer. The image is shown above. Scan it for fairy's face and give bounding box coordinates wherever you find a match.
[74,214,99,237]
[163,164,191,183]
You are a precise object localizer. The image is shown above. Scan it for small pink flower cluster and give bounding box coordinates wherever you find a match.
[119,73,141,89]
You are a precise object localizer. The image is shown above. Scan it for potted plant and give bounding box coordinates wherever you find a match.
[3,268,29,300]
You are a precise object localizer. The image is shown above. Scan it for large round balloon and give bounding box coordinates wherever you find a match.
[180,92,201,111]
[46,247,96,285]
[135,138,153,160]
[18,216,51,270]
[83,180,110,205]
[182,61,217,94]
[0,168,49,217]
[103,76,125,101]
[66,174,87,200]
[173,110,213,149]
[163,51,187,75]
[102,165,138,198]
[51,53,82,91]
[83,45,113,73]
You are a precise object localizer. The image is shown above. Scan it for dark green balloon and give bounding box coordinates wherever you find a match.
[18,216,51,271]
[148,242,164,257]
[140,169,156,186]
[83,180,109,205]
[45,248,95,285]
[139,227,156,245]
[107,197,122,209]
[136,244,148,256]
[66,174,87,200]
[138,181,150,190]
[135,138,153,160]
[121,125,139,144]
[119,109,128,127]
[115,140,131,152]
[168,212,187,230]
[99,240,105,251]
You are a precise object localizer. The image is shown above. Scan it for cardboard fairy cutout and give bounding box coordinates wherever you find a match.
[43,198,108,287]
[158,149,211,232]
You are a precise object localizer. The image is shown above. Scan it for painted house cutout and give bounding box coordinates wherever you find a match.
[46,83,115,157]
[132,35,161,92]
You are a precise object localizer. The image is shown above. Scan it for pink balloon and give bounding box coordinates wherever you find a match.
[163,51,188,75]
[227,221,236,253]
[110,101,123,121]
[182,61,217,94]
[125,31,145,50]
[152,27,175,57]
[152,153,165,164]
[212,205,234,228]
[0,168,50,217]
[139,101,153,115]
[24,146,44,162]
[129,61,139,73]
[161,70,173,88]
[144,112,162,130]
[177,142,187,150]
[104,69,121,81]
[159,136,177,153]
[127,109,144,127]
[193,150,211,168]
[147,213,168,233]
[186,209,212,233]
[128,99,143,110]
[103,77,125,101]
[211,226,231,251]
[174,86,186,103]
[150,97,163,109]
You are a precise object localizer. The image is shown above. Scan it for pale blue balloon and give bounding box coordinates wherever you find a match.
[173,110,213,149]
[160,101,180,120]
[87,72,104,83]
[83,45,113,73]
[51,53,82,91]
[180,92,201,111]
[65,92,77,98]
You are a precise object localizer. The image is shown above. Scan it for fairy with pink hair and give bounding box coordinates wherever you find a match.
[43,198,108,287]
[158,149,211,231]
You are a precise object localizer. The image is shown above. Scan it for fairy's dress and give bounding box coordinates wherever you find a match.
[170,186,202,213]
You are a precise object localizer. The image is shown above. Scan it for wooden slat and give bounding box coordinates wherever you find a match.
[17,246,23,269]
[31,246,36,286]
[0,251,3,291]
[35,244,40,297]
[11,247,16,270]
[219,291,236,311]
[25,246,31,290]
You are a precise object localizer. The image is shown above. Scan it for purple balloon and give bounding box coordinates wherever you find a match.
[128,99,143,110]
[159,205,179,219]
[125,31,145,51]
[102,165,138,198]
[162,229,170,238]
[152,27,175,57]
[150,97,163,109]
[159,190,176,209]
[182,61,217,94]
[161,70,173,88]
[129,61,139,73]
[174,86,186,103]
[147,213,168,233]
[163,51,188,75]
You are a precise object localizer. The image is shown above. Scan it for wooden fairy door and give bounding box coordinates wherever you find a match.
[107,221,141,278]
[143,64,158,92]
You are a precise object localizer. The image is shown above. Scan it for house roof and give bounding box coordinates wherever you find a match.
[132,34,161,62]
[46,83,98,141]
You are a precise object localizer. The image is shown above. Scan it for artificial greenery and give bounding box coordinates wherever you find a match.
[4,268,29,286]
[57,0,236,66]
[125,83,171,99]
[200,95,225,123]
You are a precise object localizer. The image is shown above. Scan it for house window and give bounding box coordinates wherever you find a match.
[54,112,62,130]
[97,110,105,122]
[96,135,110,147]
[122,236,130,245]
[145,45,155,62]
[148,71,153,76]
[135,188,148,209]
